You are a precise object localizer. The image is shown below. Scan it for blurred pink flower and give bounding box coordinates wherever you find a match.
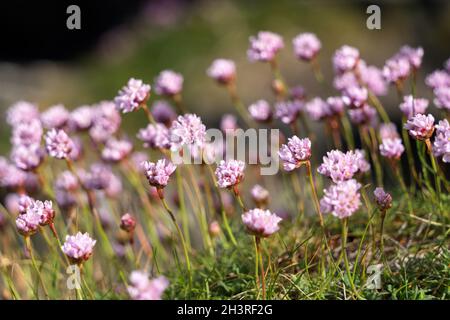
[242,208,282,237]
[433,119,450,163]
[69,106,94,131]
[332,45,359,73]
[292,32,321,61]
[251,184,269,204]
[151,100,177,126]
[433,86,450,111]
[247,31,284,62]
[275,100,302,124]
[249,100,272,122]
[89,101,122,143]
[127,271,169,300]
[154,70,183,96]
[41,104,69,129]
[207,59,236,85]
[115,78,151,113]
[399,95,429,119]
[120,213,136,232]
[45,129,74,159]
[137,123,171,149]
[7,101,40,126]
[11,119,43,147]
[101,138,133,162]
[425,70,450,90]
[379,123,400,140]
[379,138,404,160]
[374,187,392,210]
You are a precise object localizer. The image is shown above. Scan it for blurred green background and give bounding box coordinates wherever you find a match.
[1,0,449,154]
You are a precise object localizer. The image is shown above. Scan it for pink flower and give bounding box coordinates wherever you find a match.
[127,271,169,300]
[11,144,43,171]
[379,123,400,140]
[433,119,450,163]
[383,57,410,83]
[248,100,272,122]
[305,97,330,121]
[220,114,238,133]
[115,78,151,113]
[333,72,358,91]
[290,86,306,101]
[318,150,366,182]
[78,163,115,190]
[18,195,34,215]
[68,106,94,131]
[425,70,450,90]
[242,208,282,237]
[374,187,392,210]
[251,184,269,204]
[433,86,450,111]
[154,70,183,96]
[89,101,122,143]
[332,45,359,73]
[120,213,136,232]
[320,179,361,219]
[34,200,55,226]
[16,206,41,236]
[207,59,236,84]
[398,45,423,70]
[0,159,27,188]
[137,123,170,149]
[278,136,311,171]
[326,96,346,116]
[61,232,96,263]
[5,193,20,215]
[7,101,40,126]
[215,159,245,188]
[359,62,387,96]
[130,152,149,172]
[11,119,43,147]
[399,95,429,119]
[379,138,405,160]
[404,113,435,140]
[348,104,377,125]
[151,100,177,127]
[355,149,371,173]
[275,100,302,124]
[247,31,284,62]
[292,33,321,61]
[101,138,133,162]
[342,86,368,107]
[41,104,69,129]
[142,159,176,188]
[45,129,74,159]
[55,170,79,191]
[169,114,206,152]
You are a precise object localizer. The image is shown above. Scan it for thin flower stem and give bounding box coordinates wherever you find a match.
[232,186,247,211]
[341,218,362,299]
[158,191,192,287]
[24,236,49,299]
[176,169,191,248]
[368,92,390,124]
[226,83,254,128]
[172,93,188,114]
[311,56,324,83]
[141,104,157,125]
[253,237,260,298]
[255,236,266,300]
[368,127,384,187]
[392,163,414,214]
[401,116,420,186]
[341,115,355,150]
[425,139,443,211]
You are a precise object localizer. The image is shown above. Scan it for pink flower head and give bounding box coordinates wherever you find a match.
[5,193,20,215]
[45,129,74,159]
[142,159,176,188]
[61,232,96,263]
[355,149,371,173]
[380,138,405,160]
[137,123,170,149]
[242,208,282,237]
[55,170,79,191]
[11,144,43,171]
[278,136,311,171]
[332,45,359,73]
[275,100,302,124]
[374,187,392,210]
[101,138,133,162]
[320,179,361,219]
[433,119,450,163]
[433,86,450,111]
[0,159,27,188]
[89,101,122,143]
[348,104,377,125]
[11,119,43,147]
[207,59,236,85]
[333,72,358,92]
[18,195,35,215]
[16,206,41,236]
[154,70,183,96]
[382,57,410,83]
[326,96,346,116]
[318,150,366,182]
[41,104,69,129]
[247,31,284,62]
[359,62,387,96]
[30,200,55,226]
[7,101,40,126]
[68,106,94,131]
[130,152,149,172]
[151,100,177,127]
[169,113,206,152]
[251,184,269,205]
[425,70,450,90]
[220,114,238,133]
[78,163,114,190]
[127,271,169,300]
[305,97,331,121]
[120,213,136,232]
[115,78,151,113]
[398,45,424,70]
[404,113,435,140]
[292,32,321,61]
[379,123,400,140]
[215,159,245,188]
[248,100,272,122]
[399,95,429,119]
[342,85,368,107]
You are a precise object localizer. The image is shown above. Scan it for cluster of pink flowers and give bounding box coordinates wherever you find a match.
[278,136,311,171]
[320,179,361,219]
[142,159,177,188]
[154,70,184,96]
[41,104,69,129]
[318,149,370,182]
[241,208,282,237]
[115,78,151,113]
[247,31,284,62]
[215,159,245,188]
[89,101,122,143]
[68,105,94,131]
[127,271,169,300]
[61,232,96,264]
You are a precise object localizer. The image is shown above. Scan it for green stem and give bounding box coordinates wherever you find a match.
[25,236,49,299]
